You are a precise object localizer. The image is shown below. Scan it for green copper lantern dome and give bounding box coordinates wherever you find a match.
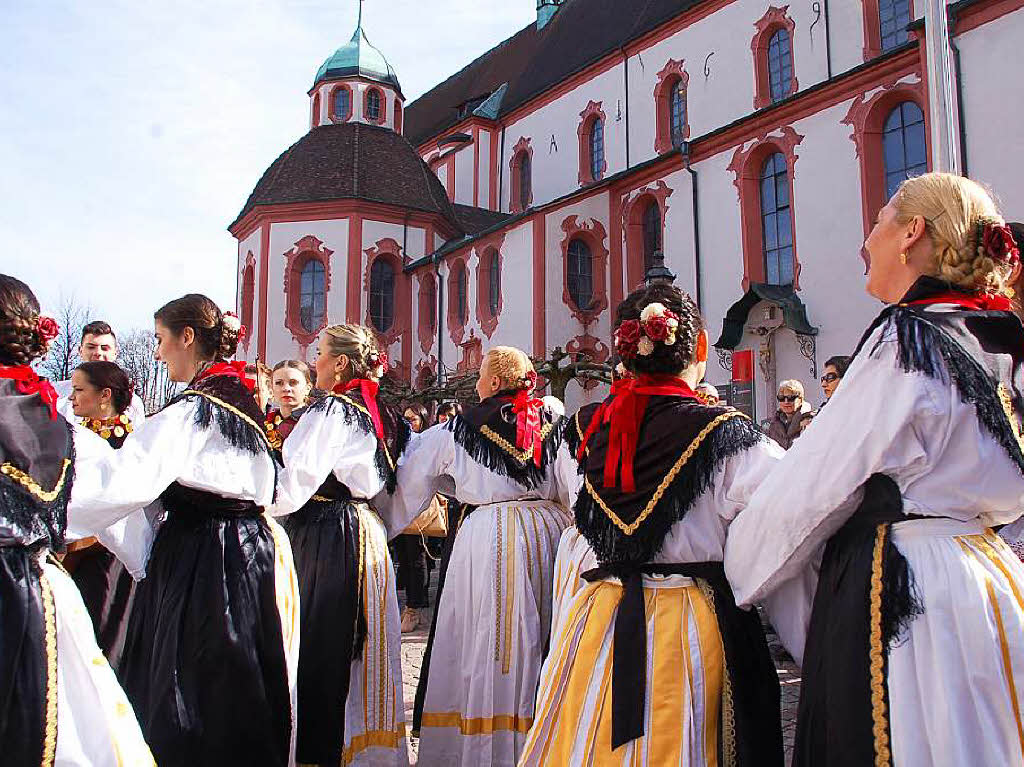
[313,23,402,94]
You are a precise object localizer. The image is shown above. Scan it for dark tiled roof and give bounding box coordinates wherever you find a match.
[231,122,462,231]
[452,204,513,235]
[404,0,701,148]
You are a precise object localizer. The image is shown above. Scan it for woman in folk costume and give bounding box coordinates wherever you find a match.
[264,359,314,450]
[521,283,806,767]
[69,294,299,767]
[62,361,143,670]
[725,173,1024,766]
[381,346,574,767]
[0,274,153,765]
[269,324,411,767]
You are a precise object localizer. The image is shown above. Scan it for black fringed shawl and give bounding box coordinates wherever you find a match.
[445,392,566,488]
[305,390,411,493]
[573,397,762,565]
[851,277,1024,475]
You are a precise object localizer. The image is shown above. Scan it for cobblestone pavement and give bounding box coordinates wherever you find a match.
[398,574,802,765]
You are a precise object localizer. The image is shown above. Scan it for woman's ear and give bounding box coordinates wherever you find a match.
[334,354,350,378]
[695,330,709,364]
[100,387,113,406]
[904,214,928,252]
[181,326,196,349]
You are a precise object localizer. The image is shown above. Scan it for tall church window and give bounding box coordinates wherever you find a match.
[879,0,911,51]
[518,153,532,210]
[366,88,382,122]
[456,264,468,324]
[760,152,795,285]
[333,88,351,121]
[883,101,927,200]
[368,259,395,332]
[567,239,594,310]
[768,29,794,104]
[670,80,687,147]
[589,118,604,181]
[643,202,662,272]
[488,251,501,317]
[300,260,327,333]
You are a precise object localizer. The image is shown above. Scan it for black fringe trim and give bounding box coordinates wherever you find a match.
[307,396,400,492]
[881,527,924,649]
[0,431,75,552]
[575,415,763,564]
[444,414,569,489]
[854,307,1024,475]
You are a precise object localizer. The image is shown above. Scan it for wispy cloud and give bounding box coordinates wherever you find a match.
[0,0,534,332]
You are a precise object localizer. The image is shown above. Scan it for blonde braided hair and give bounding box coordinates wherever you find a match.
[322,324,385,381]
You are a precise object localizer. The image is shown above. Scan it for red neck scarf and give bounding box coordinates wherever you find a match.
[335,378,384,440]
[499,389,545,468]
[905,291,1013,312]
[578,374,700,493]
[193,361,255,392]
[0,365,59,420]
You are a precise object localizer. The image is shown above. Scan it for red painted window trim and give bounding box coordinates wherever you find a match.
[360,237,407,352]
[394,99,403,134]
[447,257,470,345]
[560,215,609,326]
[727,126,804,290]
[577,100,608,186]
[654,60,690,155]
[842,77,929,239]
[311,92,321,129]
[456,335,483,374]
[475,231,506,338]
[862,0,915,61]
[416,273,437,354]
[363,86,386,125]
[622,181,674,291]
[240,252,255,351]
[329,83,354,123]
[751,6,799,110]
[283,235,333,347]
[509,137,534,213]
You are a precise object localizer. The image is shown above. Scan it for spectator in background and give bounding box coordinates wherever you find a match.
[435,401,462,424]
[766,379,812,449]
[819,355,852,409]
[55,320,147,423]
[696,381,720,405]
[397,402,432,632]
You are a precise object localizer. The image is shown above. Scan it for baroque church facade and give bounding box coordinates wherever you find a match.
[231,0,1024,418]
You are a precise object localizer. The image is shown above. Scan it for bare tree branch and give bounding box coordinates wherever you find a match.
[38,295,91,381]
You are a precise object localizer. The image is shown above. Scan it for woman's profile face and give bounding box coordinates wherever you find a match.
[864,195,925,304]
[69,369,107,418]
[154,320,193,383]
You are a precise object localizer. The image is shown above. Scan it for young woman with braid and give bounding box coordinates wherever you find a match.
[520,284,804,766]
[268,324,411,767]
[0,274,152,765]
[727,173,1024,765]
[69,293,299,767]
[381,346,575,767]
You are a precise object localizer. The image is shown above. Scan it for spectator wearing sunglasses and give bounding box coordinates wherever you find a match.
[819,355,852,409]
[766,379,813,449]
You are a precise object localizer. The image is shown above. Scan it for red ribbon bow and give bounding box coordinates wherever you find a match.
[906,291,1013,312]
[578,374,700,493]
[336,378,384,440]
[194,361,255,392]
[0,365,60,420]
[507,389,545,468]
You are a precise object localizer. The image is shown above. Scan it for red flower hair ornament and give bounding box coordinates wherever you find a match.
[613,302,680,361]
[36,316,60,345]
[979,221,1020,267]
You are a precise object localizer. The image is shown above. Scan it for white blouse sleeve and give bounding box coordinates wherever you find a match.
[724,328,944,608]
[127,393,147,425]
[552,441,583,511]
[67,400,200,534]
[375,425,456,537]
[270,403,384,517]
[93,505,162,580]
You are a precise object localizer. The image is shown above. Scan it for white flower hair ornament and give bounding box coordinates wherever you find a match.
[613,301,681,359]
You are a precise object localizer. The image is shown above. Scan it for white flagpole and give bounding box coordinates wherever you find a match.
[923,0,962,174]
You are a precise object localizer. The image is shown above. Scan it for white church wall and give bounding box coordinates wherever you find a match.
[477,130,492,209]
[957,9,1024,217]
[454,142,475,206]
[479,221,534,353]
[828,0,870,76]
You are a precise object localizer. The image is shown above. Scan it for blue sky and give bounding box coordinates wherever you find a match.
[0,0,535,332]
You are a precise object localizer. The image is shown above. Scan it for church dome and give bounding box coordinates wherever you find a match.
[231,122,458,231]
[313,25,401,94]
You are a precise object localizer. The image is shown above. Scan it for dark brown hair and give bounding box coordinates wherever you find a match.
[614,283,704,375]
[0,274,46,365]
[76,361,133,414]
[272,359,314,388]
[154,294,239,362]
[81,320,115,343]
[403,402,431,432]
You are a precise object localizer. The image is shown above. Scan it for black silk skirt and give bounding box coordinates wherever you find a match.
[282,497,364,765]
[0,547,49,766]
[70,545,135,670]
[119,496,291,767]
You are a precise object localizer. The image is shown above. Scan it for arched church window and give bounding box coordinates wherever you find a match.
[883,101,927,200]
[456,263,468,324]
[299,259,327,333]
[366,88,382,122]
[643,202,662,272]
[760,152,795,285]
[333,88,350,121]
[768,29,794,104]
[670,80,687,147]
[488,251,501,317]
[879,0,911,51]
[589,117,604,181]
[567,238,594,310]
[241,261,254,336]
[518,153,532,210]
[369,259,395,332]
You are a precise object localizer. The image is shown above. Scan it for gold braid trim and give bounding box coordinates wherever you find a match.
[869,524,893,767]
[479,423,555,466]
[180,390,271,449]
[0,460,71,503]
[39,566,58,767]
[998,383,1024,452]
[582,411,748,536]
[697,579,736,767]
[328,394,396,470]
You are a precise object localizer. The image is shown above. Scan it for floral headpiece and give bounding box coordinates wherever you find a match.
[221,311,247,343]
[977,220,1020,267]
[36,316,60,345]
[613,302,680,360]
[368,348,389,377]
